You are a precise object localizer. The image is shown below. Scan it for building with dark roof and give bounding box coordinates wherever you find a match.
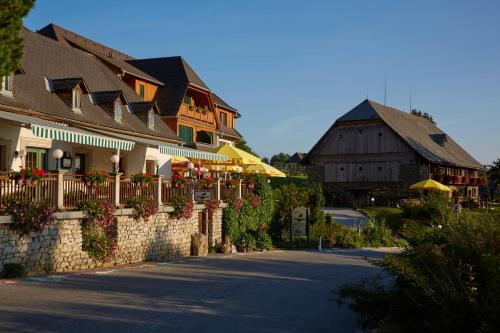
[307,99,485,205]
[0,28,226,176]
[38,24,243,149]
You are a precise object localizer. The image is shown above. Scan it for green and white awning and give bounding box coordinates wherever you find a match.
[159,145,227,161]
[31,124,135,151]
[0,111,135,151]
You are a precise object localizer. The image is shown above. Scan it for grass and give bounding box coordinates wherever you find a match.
[360,207,404,227]
[269,175,307,188]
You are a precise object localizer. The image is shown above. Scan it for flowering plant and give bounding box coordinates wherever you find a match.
[0,200,55,236]
[18,167,45,180]
[258,223,269,234]
[83,169,107,185]
[131,173,154,186]
[248,195,261,208]
[171,173,188,188]
[77,199,117,262]
[127,196,158,222]
[232,197,243,213]
[170,195,193,219]
[205,199,219,216]
[246,176,256,188]
[197,176,214,188]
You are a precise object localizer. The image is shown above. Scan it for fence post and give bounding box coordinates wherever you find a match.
[114,173,121,207]
[217,178,221,202]
[238,179,242,199]
[56,170,66,210]
[157,175,163,207]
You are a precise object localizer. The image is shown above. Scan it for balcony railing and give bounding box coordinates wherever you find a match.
[0,172,252,211]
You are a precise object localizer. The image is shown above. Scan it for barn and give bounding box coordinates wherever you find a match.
[306,99,485,206]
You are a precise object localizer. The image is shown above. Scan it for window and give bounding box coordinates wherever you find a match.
[340,167,344,171]
[378,132,383,137]
[339,134,343,140]
[1,74,13,95]
[220,112,228,126]
[146,160,156,175]
[72,89,82,111]
[196,131,213,145]
[114,101,122,121]
[74,153,86,174]
[183,95,192,105]
[25,147,48,171]
[139,84,145,99]
[147,110,155,128]
[358,166,363,171]
[378,166,382,171]
[179,125,194,144]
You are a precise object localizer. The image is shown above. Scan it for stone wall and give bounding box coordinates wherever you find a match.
[0,205,223,274]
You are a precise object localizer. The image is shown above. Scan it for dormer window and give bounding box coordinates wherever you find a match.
[220,112,228,126]
[114,100,122,122]
[1,74,14,97]
[72,88,82,112]
[147,110,154,128]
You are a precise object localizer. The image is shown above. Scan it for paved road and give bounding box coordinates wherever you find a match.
[0,250,388,333]
[323,208,367,228]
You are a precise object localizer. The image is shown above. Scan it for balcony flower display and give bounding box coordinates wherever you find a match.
[226,178,239,189]
[13,167,46,186]
[245,176,256,189]
[171,173,188,188]
[462,175,470,185]
[83,169,107,187]
[452,175,462,185]
[131,173,154,187]
[196,176,214,189]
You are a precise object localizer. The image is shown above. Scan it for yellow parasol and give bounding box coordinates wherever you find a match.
[409,179,452,192]
[212,144,261,165]
[243,163,286,178]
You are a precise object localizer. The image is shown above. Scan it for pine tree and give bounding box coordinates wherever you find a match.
[0,0,35,87]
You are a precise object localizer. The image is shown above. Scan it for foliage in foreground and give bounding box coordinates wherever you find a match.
[1,262,26,278]
[127,196,158,222]
[336,210,500,332]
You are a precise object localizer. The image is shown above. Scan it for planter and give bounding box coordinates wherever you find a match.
[85,180,97,188]
[462,175,470,185]
[15,178,24,186]
[25,178,33,186]
[452,176,462,185]
[480,178,488,186]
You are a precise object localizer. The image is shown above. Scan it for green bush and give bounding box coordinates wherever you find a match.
[336,211,500,332]
[256,231,273,250]
[241,232,257,251]
[1,263,26,278]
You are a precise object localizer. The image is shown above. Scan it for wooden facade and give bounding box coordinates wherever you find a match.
[308,100,484,206]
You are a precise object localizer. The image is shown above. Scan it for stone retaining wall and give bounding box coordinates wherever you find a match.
[0,206,223,274]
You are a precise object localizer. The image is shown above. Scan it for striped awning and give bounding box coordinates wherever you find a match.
[31,124,134,151]
[159,145,227,161]
[0,110,135,151]
[79,126,228,162]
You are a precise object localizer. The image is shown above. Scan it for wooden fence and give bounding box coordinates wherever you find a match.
[0,172,58,208]
[64,174,115,209]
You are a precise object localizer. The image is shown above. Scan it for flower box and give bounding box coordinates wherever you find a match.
[462,175,470,185]
[452,176,462,185]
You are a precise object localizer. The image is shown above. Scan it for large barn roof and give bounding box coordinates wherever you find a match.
[309,99,483,170]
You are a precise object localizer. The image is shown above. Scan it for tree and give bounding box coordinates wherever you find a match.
[0,0,34,87]
[487,158,500,200]
[262,157,270,164]
[235,138,259,157]
[270,152,291,166]
[307,183,325,225]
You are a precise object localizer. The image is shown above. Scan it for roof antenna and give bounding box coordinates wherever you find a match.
[409,88,412,112]
[384,77,387,106]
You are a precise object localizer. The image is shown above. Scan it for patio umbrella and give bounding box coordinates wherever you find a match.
[243,163,286,178]
[409,179,452,192]
[212,144,261,165]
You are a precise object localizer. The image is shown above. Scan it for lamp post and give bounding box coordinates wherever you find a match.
[111,154,120,174]
[188,162,194,178]
[214,165,221,179]
[188,162,195,202]
[52,149,63,171]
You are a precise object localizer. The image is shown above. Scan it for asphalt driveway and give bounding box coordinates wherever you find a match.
[0,249,388,333]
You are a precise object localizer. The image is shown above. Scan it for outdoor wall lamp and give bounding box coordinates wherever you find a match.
[214,165,221,179]
[110,154,120,173]
[52,149,63,170]
[187,162,194,178]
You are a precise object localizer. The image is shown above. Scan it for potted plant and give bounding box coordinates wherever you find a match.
[10,171,23,186]
[84,169,107,187]
[31,168,45,185]
[131,173,154,187]
[171,173,187,188]
[19,167,44,186]
[452,175,462,185]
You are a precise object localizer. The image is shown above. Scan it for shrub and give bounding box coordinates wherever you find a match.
[127,196,158,222]
[308,182,325,225]
[1,263,26,278]
[256,228,273,250]
[78,199,117,262]
[241,232,257,251]
[222,206,241,243]
[170,195,193,219]
[0,200,55,236]
[336,211,500,332]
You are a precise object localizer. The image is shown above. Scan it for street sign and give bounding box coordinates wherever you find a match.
[194,190,211,201]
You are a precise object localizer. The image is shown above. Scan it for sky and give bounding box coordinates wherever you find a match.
[24,0,500,164]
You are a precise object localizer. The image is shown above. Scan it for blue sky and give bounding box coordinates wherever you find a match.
[25,0,499,164]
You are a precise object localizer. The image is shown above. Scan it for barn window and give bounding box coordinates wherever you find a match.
[358,129,363,134]
[340,167,344,171]
[358,166,363,171]
[378,132,383,137]
[378,166,382,171]
[339,134,343,140]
